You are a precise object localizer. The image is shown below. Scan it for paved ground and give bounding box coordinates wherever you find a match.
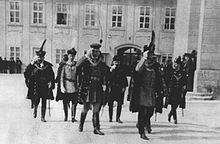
[0,74,220,144]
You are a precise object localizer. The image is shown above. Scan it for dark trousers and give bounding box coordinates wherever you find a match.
[138,106,154,134]
[63,98,77,119]
[34,97,47,118]
[169,104,178,121]
[108,101,122,121]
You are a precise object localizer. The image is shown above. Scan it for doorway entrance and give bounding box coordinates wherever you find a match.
[115,44,142,76]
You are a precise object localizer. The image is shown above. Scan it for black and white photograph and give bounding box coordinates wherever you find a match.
[0,0,220,144]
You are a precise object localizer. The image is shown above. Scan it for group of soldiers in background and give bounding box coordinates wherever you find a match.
[23,36,197,140]
[0,57,22,74]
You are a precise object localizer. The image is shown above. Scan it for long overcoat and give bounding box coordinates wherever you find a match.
[24,61,55,101]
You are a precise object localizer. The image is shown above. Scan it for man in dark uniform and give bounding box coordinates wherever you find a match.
[16,57,22,73]
[108,55,128,123]
[24,40,55,122]
[77,43,108,135]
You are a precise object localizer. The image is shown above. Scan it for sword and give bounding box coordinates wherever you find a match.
[182,108,184,117]
[48,100,51,117]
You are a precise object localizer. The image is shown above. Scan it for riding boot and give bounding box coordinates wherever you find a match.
[71,103,77,123]
[116,105,123,123]
[79,112,87,132]
[64,104,68,122]
[145,118,152,133]
[168,111,172,122]
[93,113,104,135]
[33,105,37,118]
[173,111,177,124]
[41,108,46,122]
[108,106,113,122]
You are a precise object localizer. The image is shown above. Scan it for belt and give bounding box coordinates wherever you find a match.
[64,78,75,82]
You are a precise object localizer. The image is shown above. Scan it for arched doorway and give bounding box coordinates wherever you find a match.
[115,44,142,76]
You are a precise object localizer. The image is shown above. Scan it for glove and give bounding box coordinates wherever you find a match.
[61,86,66,93]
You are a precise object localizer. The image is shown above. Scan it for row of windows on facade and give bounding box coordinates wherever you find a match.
[9,47,172,65]
[9,1,176,30]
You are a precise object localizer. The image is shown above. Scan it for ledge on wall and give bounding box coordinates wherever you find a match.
[186,91,213,101]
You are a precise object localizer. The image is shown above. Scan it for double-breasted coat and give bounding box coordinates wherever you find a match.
[24,61,55,101]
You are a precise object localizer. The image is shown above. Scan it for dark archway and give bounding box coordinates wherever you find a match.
[115,44,142,76]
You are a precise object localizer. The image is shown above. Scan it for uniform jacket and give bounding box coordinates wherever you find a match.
[24,61,55,100]
[76,56,108,104]
[60,61,77,93]
[168,69,187,108]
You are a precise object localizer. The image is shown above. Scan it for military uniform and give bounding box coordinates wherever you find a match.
[24,40,55,122]
[60,48,78,122]
[167,60,187,124]
[77,43,108,135]
[108,55,128,123]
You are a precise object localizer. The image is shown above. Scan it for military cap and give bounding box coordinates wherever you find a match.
[90,43,101,49]
[67,48,77,55]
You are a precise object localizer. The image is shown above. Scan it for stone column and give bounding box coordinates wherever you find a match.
[173,0,191,59]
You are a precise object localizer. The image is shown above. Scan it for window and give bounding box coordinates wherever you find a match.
[56,3,70,25]
[10,47,20,60]
[9,1,20,23]
[139,6,151,29]
[56,49,66,63]
[85,4,96,27]
[32,2,44,24]
[164,7,176,30]
[112,5,123,28]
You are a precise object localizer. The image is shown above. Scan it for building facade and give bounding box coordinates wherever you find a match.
[0,0,220,93]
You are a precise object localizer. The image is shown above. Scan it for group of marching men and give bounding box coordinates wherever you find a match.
[24,40,192,140]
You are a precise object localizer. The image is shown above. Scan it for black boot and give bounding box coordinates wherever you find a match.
[173,111,177,124]
[64,105,68,122]
[71,104,77,123]
[116,105,123,123]
[41,108,46,122]
[93,113,104,135]
[79,112,87,132]
[168,112,172,122]
[145,119,152,134]
[140,133,149,140]
[108,106,113,122]
[33,105,37,118]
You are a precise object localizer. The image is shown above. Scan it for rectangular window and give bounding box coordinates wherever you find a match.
[164,7,176,30]
[10,47,20,60]
[85,4,96,27]
[10,1,20,23]
[56,3,70,25]
[56,49,66,63]
[112,5,123,28]
[32,2,44,24]
[139,6,151,29]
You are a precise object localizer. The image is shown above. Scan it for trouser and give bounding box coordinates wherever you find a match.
[63,98,77,120]
[108,101,122,121]
[138,106,154,134]
[34,97,47,119]
[79,102,101,130]
[169,104,178,121]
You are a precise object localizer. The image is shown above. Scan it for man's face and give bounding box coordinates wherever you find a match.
[68,54,75,61]
[38,56,45,63]
[92,49,100,59]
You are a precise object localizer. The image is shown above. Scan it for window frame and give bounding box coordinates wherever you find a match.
[111,5,123,28]
[55,49,67,64]
[84,4,97,27]
[9,46,21,60]
[9,1,21,24]
[32,1,44,25]
[164,7,176,31]
[138,6,151,30]
[55,3,71,26]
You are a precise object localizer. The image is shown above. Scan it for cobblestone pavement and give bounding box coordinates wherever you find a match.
[0,74,220,144]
